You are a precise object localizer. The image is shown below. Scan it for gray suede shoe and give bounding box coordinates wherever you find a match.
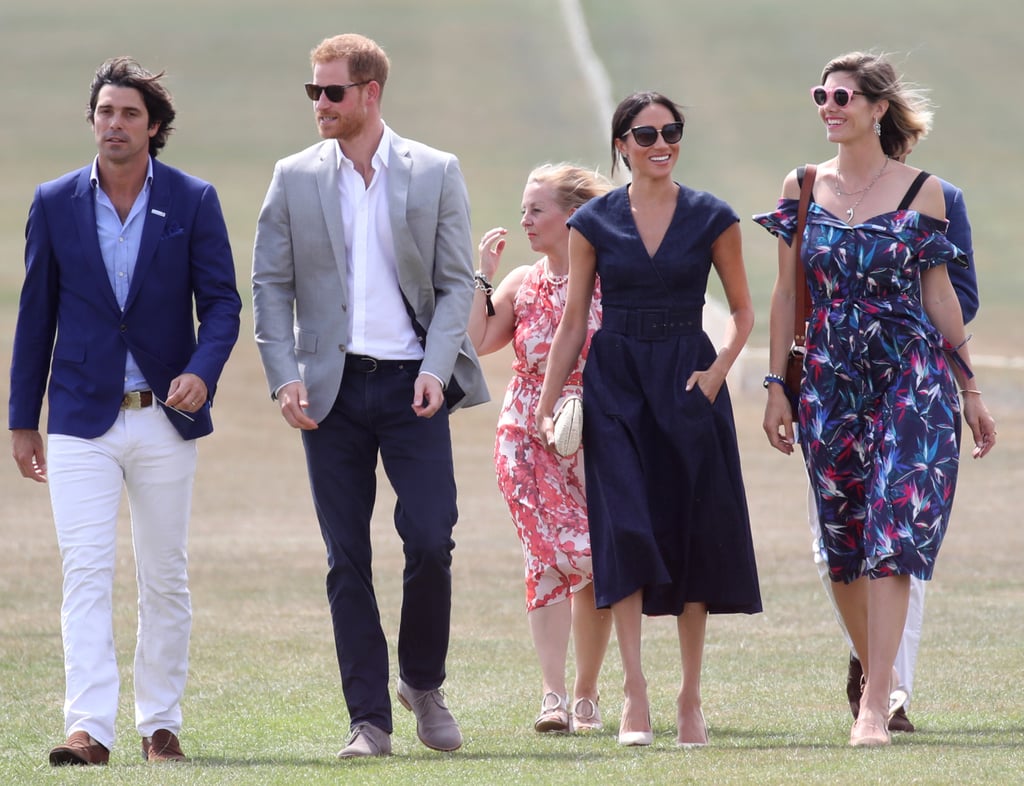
[396,678,463,751]
[337,723,392,759]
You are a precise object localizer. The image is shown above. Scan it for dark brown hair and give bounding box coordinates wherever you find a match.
[87,56,176,158]
[610,91,685,176]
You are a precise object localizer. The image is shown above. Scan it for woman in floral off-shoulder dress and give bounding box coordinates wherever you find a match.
[754,51,997,748]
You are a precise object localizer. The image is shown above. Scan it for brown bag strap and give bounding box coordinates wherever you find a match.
[793,164,817,347]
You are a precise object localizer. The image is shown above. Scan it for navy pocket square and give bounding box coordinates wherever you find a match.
[161,223,185,240]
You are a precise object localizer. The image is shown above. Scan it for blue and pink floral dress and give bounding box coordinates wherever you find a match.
[754,200,967,582]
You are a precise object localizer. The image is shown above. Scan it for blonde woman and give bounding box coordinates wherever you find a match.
[470,164,613,733]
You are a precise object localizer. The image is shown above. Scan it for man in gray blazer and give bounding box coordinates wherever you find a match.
[252,33,487,760]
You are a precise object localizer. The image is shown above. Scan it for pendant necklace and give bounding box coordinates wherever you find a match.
[836,156,889,222]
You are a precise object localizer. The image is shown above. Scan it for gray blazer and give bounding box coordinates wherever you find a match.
[252,133,488,423]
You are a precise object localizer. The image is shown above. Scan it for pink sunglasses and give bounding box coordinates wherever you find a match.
[810,86,866,107]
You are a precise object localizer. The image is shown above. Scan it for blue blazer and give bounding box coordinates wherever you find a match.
[9,158,241,441]
[940,179,979,324]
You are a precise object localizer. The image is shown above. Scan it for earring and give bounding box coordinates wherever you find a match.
[873,120,882,136]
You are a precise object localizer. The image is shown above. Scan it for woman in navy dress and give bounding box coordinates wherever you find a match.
[537,91,761,748]
[755,52,997,747]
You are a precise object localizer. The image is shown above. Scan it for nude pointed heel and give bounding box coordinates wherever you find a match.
[618,711,653,746]
[676,709,709,748]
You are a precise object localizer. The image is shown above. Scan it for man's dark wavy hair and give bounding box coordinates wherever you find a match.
[87,56,176,158]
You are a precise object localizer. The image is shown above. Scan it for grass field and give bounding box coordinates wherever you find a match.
[1,1,1022,784]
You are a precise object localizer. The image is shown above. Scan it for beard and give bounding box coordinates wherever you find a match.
[316,105,367,141]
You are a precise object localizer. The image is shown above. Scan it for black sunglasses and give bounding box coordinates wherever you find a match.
[304,80,370,103]
[810,86,866,107]
[621,122,684,147]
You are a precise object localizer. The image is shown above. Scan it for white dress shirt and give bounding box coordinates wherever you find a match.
[335,124,423,361]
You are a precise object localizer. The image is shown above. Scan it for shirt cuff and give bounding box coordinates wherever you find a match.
[273,379,301,399]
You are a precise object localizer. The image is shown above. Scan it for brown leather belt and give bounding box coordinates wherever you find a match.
[121,390,154,409]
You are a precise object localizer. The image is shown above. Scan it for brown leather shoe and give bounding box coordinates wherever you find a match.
[142,729,187,762]
[846,654,864,719]
[49,731,109,766]
[888,706,916,732]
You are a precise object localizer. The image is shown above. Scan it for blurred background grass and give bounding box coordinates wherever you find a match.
[1,0,1020,352]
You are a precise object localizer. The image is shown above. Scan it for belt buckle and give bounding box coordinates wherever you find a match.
[640,309,667,339]
[362,356,378,372]
[122,391,143,409]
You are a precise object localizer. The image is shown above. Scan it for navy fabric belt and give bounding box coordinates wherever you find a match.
[344,355,419,373]
[601,307,703,339]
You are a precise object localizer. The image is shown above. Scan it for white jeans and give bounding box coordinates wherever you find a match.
[47,406,197,750]
[807,486,925,704]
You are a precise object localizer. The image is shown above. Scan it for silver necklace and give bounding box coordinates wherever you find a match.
[836,157,889,222]
[834,179,869,197]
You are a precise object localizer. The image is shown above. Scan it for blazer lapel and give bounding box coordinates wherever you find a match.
[126,161,169,311]
[387,135,425,296]
[71,168,121,314]
[315,142,349,286]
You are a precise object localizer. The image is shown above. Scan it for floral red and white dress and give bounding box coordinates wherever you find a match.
[495,260,601,611]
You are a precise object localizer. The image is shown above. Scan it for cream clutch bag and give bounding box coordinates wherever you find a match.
[552,394,583,457]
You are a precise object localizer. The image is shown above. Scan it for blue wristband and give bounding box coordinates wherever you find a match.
[763,373,786,390]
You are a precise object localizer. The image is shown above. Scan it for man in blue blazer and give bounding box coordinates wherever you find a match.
[252,33,486,760]
[9,57,241,766]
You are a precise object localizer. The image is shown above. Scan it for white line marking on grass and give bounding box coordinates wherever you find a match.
[559,0,620,182]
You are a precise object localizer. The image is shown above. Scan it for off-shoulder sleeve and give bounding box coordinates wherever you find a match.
[896,211,969,272]
[751,198,799,247]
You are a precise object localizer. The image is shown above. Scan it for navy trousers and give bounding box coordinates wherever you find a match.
[301,358,458,733]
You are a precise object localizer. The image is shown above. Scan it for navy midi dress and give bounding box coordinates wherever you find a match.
[568,184,762,616]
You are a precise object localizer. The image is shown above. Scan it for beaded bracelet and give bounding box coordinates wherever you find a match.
[763,373,786,390]
[474,272,495,316]
[473,272,494,294]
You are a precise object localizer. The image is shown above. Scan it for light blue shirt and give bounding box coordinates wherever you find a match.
[90,156,152,394]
